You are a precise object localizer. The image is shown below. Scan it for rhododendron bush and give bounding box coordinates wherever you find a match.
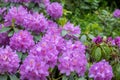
[0,0,120,80]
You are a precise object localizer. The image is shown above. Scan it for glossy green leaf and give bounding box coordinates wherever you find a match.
[13,28,19,32]
[102,46,111,59]
[0,75,7,80]
[34,35,41,42]
[113,63,120,80]
[88,34,95,39]
[0,27,11,33]
[62,75,68,80]
[9,74,19,80]
[61,30,68,36]
[16,52,23,60]
[8,31,14,37]
[58,17,68,26]
[69,73,74,80]
[28,3,35,8]
[94,47,101,61]
[22,54,28,61]
[80,35,87,43]
[78,77,87,80]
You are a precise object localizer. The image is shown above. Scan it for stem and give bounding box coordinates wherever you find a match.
[12,19,15,29]
[54,75,63,80]
[48,76,52,80]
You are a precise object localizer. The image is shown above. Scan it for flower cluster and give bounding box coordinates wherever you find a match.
[10,30,34,52]
[3,0,41,3]
[5,6,49,33]
[47,2,63,19]
[89,60,113,80]
[29,40,59,68]
[23,13,48,33]
[0,7,6,15]
[47,20,58,28]
[113,9,120,18]
[45,25,65,52]
[0,24,10,46]
[20,55,49,80]
[0,32,9,46]
[43,0,50,8]
[92,36,120,48]
[63,22,81,35]
[114,37,120,47]
[0,0,115,80]
[4,0,30,3]
[0,46,20,74]
[5,6,28,25]
[106,37,115,45]
[58,41,87,76]
[92,36,103,44]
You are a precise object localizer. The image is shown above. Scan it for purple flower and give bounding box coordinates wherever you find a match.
[114,36,120,47]
[46,21,61,35]
[29,39,59,68]
[0,23,10,46]
[0,32,9,46]
[30,25,65,68]
[23,13,48,33]
[5,6,28,26]
[42,0,50,7]
[47,20,58,28]
[107,37,113,42]
[4,0,30,3]
[58,40,87,76]
[45,26,65,52]
[106,37,115,45]
[63,22,81,35]
[20,55,49,80]
[10,30,35,52]
[89,60,113,80]
[0,8,6,15]
[47,2,63,19]
[0,46,20,74]
[4,0,42,3]
[113,9,120,18]
[93,36,102,44]
[31,0,41,3]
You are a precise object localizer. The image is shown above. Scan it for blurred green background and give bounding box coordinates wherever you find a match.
[51,0,120,38]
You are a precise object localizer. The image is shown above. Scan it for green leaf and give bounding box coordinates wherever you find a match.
[61,30,68,36]
[0,27,11,33]
[9,74,19,80]
[58,17,68,26]
[102,46,111,59]
[88,34,95,39]
[34,35,41,42]
[80,35,87,42]
[8,31,14,37]
[16,52,23,60]
[22,54,28,61]
[68,73,74,80]
[62,75,68,80]
[13,28,19,32]
[0,75,8,80]
[12,19,15,28]
[113,63,120,80]
[74,34,80,37]
[78,77,87,80]
[0,16,2,21]
[91,46,97,57]
[94,47,101,61]
[28,3,35,8]
[63,9,72,15]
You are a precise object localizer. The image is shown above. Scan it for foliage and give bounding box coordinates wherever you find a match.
[0,0,120,80]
